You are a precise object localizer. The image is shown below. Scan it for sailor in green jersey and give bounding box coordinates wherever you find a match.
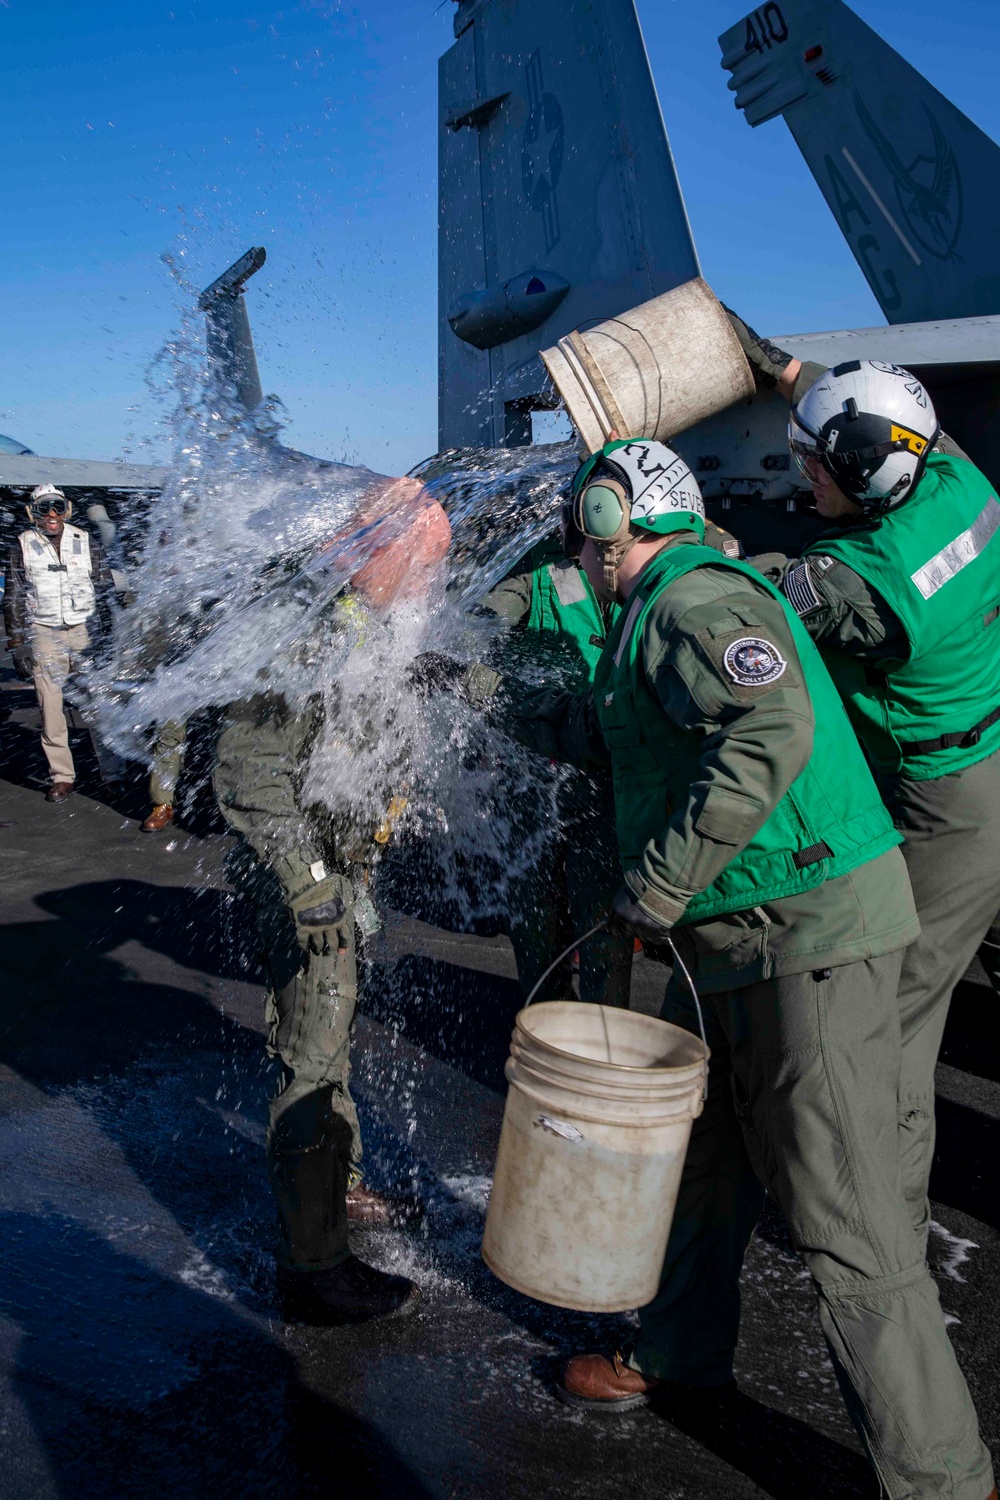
[455,437,991,1499]
[479,531,632,1007]
[747,354,1000,1267]
[477,507,744,1006]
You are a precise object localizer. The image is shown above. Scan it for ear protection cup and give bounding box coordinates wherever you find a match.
[579,482,625,539]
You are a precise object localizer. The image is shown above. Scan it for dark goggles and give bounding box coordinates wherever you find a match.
[32,497,69,517]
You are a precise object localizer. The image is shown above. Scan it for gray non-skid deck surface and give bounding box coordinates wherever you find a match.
[0,666,996,1499]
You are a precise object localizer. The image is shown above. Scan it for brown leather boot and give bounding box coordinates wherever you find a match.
[46,781,73,803]
[557,1352,660,1411]
[142,804,175,833]
[346,1181,425,1230]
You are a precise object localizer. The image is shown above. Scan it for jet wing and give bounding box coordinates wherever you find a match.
[0,455,167,491]
[776,313,1000,370]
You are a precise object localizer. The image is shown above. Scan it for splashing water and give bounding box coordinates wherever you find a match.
[83,289,583,923]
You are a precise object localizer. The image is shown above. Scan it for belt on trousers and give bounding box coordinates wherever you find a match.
[900,703,1000,757]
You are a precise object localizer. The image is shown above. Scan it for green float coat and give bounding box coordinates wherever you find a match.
[524,537,617,687]
[593,545,900,922]
[805,453,1000,779]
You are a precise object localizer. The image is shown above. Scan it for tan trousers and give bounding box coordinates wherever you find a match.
[31,623,123,785]
[148,718,188,805]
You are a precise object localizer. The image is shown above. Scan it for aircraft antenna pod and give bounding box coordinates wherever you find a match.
[541,278,754,452]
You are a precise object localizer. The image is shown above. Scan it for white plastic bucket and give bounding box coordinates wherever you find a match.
[482,1002,708,1312]
[540,277,754,453]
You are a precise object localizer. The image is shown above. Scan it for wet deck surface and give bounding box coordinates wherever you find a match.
[0,666,997,1499]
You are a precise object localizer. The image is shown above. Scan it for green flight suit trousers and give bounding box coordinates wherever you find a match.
[214,698,363,1272]
[633,956,993,1500]
[887,747,1000,1249]
[224,841,362,1271]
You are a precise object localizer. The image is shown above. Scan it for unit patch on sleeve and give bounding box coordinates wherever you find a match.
[722,636,787,686]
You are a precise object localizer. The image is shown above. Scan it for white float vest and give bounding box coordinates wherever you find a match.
[18,523,97,628]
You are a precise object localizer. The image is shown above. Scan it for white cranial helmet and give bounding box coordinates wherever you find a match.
[567,438,705,599]
[790,359,939,513]
[27,483,71,521]
[571,438,705,541]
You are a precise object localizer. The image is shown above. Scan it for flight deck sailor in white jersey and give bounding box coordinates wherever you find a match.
[3,484,123,802]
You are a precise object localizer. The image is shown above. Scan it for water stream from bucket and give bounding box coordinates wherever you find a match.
[82,282,583,929]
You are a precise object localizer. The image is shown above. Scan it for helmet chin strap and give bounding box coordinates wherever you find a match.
[597,533,639,601]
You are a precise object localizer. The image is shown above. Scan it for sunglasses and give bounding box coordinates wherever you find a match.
[32,498,68,516]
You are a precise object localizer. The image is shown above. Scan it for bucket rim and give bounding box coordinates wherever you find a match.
[506,1060,704,1123]
[508,1049,704,1102]
[514,1001,708,1076]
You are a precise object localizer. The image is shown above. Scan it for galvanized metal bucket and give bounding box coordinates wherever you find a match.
[541,277,754,452]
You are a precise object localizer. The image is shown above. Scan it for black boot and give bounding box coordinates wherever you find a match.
[278,1255,420,1325]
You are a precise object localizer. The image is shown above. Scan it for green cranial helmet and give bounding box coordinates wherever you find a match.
[570,438,705,597]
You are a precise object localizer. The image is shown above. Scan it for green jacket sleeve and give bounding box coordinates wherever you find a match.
[625,581,815,924]
[479,570,532,625]
[469,665,609,771]
[500,680,610,769]
[751,550,907,660]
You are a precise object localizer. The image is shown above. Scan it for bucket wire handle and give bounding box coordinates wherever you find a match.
[523,921,608,1007]
[666,936,709,1104]
[523,921,709,1103]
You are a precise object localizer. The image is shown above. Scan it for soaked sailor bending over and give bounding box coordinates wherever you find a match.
[215,479,450,1327]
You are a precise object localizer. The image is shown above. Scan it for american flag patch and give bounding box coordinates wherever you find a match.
[784,561,823,617]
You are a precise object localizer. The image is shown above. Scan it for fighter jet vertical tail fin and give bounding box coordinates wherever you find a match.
[198,246,267,412]
[439,0,700,449]
[719,0,1000,323]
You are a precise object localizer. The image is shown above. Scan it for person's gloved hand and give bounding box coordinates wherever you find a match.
[607,883,676,947]
[723,307,794,393]
[407,653,501,708]
[289,875,353,956]
[407,651,468,697]
[11,645,33,681]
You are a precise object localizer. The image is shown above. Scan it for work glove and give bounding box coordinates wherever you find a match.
[408,651,467,696]
[722,306,794,393]
[607,883,677,947]
[11,645,33,681]
[408,652,502,708]
[288,874,353,957]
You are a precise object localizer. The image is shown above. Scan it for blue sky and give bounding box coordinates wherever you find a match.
[0,0,996,474]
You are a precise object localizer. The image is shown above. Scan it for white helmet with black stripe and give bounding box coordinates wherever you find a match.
[566,438,705,598]
[789,359,939,514]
